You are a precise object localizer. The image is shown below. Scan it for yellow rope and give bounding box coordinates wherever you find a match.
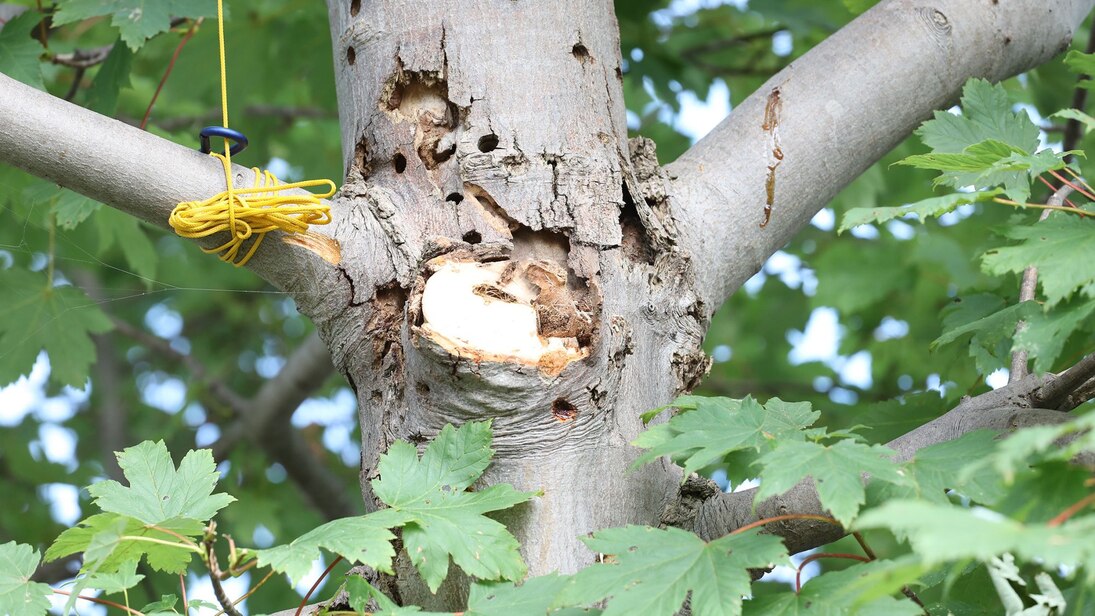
[168,0,334,266]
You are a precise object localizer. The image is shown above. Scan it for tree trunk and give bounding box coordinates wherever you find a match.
[315,0,704,606]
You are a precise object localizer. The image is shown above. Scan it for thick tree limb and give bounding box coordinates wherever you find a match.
[0,73,339,295]
[667,0,1094,309]
[679,368,1095,553]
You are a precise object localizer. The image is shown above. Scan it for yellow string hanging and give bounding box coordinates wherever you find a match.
[168,0,335,267]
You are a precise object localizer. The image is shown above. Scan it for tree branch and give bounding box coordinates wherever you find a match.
[0,73,340,295]
[212,332,358,520]
[677,362,1095,553]
[666,0,1095,309]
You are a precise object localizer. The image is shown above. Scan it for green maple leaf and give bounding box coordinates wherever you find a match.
[981,215,1095,307]
[754,440,906,525]
[465,574,571,616]
[0,268,113,387]
[562,526,786,616]
[1012,298,1095,372]
[633,397,818,479]
[916,79,1039,154]
[856,502,1095,581]
[838,190,998,234]
[0,12,46,89]
[260,422,536,592]
[744,558,927,615]
[96,208,158,285]
[252,514,403,584]
[870,430,1003,505]
[933,295,1038,375]
[46,512,202,574]
[85,40,133,115]
[0,542,52,616]
[959,412,1095,484]
[53,0,214,51]
[372,422,537,591]
[88,440,235,525]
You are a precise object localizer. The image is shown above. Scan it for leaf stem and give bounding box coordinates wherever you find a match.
[120,535,204,553]
[1048,492,1095,527]
[141,19,203,130]
[992,198,1093,217]
[730,513,841,536]
[149,524,201,549]
[52,589,144,615]
[296,556,343,616]
[1047,169,1095,202]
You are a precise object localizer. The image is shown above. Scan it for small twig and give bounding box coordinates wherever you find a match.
[852,531,925,610]
[50,45,114,69]
[1009,183,1075,382]
[63,66,85,101]
[211,570,275,616]
[205,533,244,616]
[1047,169,1095,201]
[52,589,143,615]
[141,19,203,130]
[1035,175,1078,209]
[180,573,190,615]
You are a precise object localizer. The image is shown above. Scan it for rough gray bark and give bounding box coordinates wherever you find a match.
[2,0,1094,610]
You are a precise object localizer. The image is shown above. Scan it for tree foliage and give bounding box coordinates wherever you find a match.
[1,0,1095,614]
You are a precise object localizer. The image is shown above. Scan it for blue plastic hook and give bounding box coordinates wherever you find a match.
[199,126,249,156]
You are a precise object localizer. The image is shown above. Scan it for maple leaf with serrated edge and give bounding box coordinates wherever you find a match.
[252,513,405,584]
[633,397,818,479]
[371,423,537,591]
[0,268,113,387]
[744,557,927,616]
[464,574,571,616]
[856,502,1095,582]
[561,526,786,616]
[0,542,52,616]
[981,215,1095,307]
[916,79,1040,154]
[838,190,999,234]
[869,430,1004,506]
[46,512,202,574]
[1013,298,1095,372]
[89,441,234,525]
[258,422,536,591]
[958,412,1095,485]
[933,295,1038,375]
[0,12,46,89]
[753,440,907,525]
[52,0,214,51]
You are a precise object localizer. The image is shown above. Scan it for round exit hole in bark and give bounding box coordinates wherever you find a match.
[393,152,407,173]
[552,398,578,422]
[349,0,360,16]
[477,133,499,153]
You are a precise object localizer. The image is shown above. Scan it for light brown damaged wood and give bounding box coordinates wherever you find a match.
[281,231,342,265]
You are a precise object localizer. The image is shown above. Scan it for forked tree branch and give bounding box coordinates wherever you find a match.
[676,363,1095,553]
[0,73,340,296]
[667,0,1095,310]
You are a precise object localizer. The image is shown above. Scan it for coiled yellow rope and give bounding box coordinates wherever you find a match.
[168,0,334,266]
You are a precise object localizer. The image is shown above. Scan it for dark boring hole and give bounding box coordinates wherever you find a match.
[446,192,464,204]
[346,46,356,65]
[349,0,360,16]
[572,43,590,60]
[462,230,482,244]
[551,398,578,422]
[434,143,456,164]
[393,152,407,173]
[477,133,500,153]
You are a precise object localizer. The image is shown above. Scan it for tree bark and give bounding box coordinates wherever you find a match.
[1,0,1093,610]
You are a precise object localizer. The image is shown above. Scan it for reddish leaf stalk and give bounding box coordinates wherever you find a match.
[729,513,842,536]
[1048,492,1095,527]
[295,555,344,616]
[52,589,143,615]
[140,18,203,130]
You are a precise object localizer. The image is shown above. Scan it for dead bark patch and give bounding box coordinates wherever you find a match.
[366,282,408,375]
[761,86,782,228]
